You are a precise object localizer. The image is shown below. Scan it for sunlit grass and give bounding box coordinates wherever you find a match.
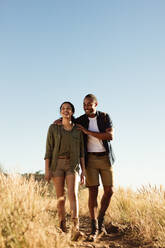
[0,173,165,247]
[0,173,70,248]
[107,185,165,247]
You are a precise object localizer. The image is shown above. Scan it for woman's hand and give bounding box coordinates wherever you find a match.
[45,159,51,183]
[80,170,85,185]
[45,170,52,183]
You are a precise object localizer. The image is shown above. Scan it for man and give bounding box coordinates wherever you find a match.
[76,94,115,241]
[54,94,115,241]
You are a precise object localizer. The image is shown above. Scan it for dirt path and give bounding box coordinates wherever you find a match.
[77,216,128,248]
[74,216,154,248]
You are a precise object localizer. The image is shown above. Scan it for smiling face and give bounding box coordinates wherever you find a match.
[60,103,73,119]
[83,97,98,117]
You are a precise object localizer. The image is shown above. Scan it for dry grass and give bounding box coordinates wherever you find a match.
[0,173,165,248]
[106,185,165,247]
[0,173,71,248]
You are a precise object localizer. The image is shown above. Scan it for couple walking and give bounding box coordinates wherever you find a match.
[44,94,115,241]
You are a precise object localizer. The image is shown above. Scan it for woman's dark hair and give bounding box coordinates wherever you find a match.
[60,101,76,123]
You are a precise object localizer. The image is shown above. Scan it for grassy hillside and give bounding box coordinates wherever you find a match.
[0,173,164,248]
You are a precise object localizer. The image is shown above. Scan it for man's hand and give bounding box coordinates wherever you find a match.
[53,118,62,125]
[77,124,88,134]
[77,124,113,140]
[105,128,113,140]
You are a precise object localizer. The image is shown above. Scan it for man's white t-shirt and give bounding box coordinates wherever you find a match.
[87,117,106,152]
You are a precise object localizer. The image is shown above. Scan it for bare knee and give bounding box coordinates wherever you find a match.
[104,186,113,198]
[68,191,77,202]
[89,186,98,196]
[88,186,98,206]
[57,195,66,205]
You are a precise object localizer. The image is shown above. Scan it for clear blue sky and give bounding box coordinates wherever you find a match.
[0,0,165,189]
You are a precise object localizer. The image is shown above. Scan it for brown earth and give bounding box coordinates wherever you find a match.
[73,216,154,248]
[22,174,156,248]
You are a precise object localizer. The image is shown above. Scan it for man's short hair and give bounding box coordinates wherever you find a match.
[84,94,98,102]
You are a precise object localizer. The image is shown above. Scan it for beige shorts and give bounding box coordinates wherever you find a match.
[85,154,113,187]
[52,158,76,177]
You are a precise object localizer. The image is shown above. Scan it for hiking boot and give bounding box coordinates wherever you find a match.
[98,216,107,235]
[70,218,83,241]
[59,219,67,233]
[87,219,99,242]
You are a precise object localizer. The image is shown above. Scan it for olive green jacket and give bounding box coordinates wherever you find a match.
[44,124,84,173]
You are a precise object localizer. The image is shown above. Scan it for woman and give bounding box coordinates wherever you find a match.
[44,102,85,240]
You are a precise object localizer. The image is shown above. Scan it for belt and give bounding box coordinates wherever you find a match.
[87,152,107,156]
[58,156,70,159]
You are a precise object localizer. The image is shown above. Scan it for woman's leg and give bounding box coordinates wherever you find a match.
[65,173,79,219]
[66,173,82,240]
[52,176,65,222]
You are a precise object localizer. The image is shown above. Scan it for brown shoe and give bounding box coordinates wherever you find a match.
[98,216,107,235]
[86,219,99,242]
[59,219,67,233]
[71,230,84,241]
[70,218,84,241]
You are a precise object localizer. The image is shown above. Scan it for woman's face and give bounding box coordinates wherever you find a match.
[60,103,73,119]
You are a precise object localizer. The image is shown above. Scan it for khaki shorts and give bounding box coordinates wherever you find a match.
[52,158,76,177]
[85,154,113,187]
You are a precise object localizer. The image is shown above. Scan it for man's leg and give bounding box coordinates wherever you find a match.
[98,185,113,234]
[85,154,100,241]
[98,156,113,234]
[99,185,113,217]
[87,186,99,240]
[88,186,98,219]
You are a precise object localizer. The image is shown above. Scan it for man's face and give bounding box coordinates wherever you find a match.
[83,97,97,117]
